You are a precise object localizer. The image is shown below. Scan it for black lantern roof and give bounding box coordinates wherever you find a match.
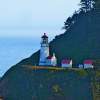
[42,33,48,38]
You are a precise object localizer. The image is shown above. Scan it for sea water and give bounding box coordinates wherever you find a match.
[0,37,40,76]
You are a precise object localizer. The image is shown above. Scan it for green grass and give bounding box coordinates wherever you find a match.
[23,65,91,77]
[74,69,88,76]
[95,70,100,77]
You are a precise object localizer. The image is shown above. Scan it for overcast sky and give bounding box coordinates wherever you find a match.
[0,0,80,38]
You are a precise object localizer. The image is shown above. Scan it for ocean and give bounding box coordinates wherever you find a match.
[0,37,40,76]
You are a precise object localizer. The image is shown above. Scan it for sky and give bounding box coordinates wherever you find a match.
[0,0,80,38]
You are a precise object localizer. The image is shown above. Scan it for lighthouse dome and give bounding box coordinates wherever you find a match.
[42,33,48,38]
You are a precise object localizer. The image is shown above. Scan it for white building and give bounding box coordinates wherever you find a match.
[84,60,94,69]
[39,33,57,66]
[61,59,72,68]
[78,64,84,69]
[51,53,57,66]
[46,53,57,66]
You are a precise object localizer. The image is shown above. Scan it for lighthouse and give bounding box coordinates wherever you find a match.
[39,33,49,65]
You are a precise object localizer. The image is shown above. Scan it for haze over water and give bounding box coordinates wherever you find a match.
[0,37,38,76]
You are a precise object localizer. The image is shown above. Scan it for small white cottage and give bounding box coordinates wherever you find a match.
[61,59,72,68]
[84,60,94,69]
[46,53,57,66]
[78,64,84,69]
[51,53,57,66]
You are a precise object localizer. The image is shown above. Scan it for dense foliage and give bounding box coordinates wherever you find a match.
[63,0,100,31]
[80,0,94,12]
[0,66,93,100]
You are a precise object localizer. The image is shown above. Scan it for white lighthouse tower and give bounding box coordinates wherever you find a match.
[39,33,49,65]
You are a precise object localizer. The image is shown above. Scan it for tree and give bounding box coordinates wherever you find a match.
[63,17,73,30]
[80,0,94,12]
[63,0,100,31]
[63,11,83,30]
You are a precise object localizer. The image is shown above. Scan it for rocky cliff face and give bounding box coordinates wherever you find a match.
[0,65,93,100]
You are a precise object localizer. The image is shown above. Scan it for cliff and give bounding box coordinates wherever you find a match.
[0,65,94,100]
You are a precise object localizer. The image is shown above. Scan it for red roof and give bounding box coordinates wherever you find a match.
[84,60,93,64]
[62,59,71,64]
[47,56,52,59]
[42,33,48,38]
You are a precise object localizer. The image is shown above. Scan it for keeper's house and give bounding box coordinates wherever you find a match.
[61,59,72,68]
[84,60,94,69]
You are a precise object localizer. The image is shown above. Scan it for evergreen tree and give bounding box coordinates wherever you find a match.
[63,17,72,30]
[63,10,84,30]
[63,0,100,31]
[80,0,94,12]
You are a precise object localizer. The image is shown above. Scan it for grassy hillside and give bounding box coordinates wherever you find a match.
[0,65,94,100]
